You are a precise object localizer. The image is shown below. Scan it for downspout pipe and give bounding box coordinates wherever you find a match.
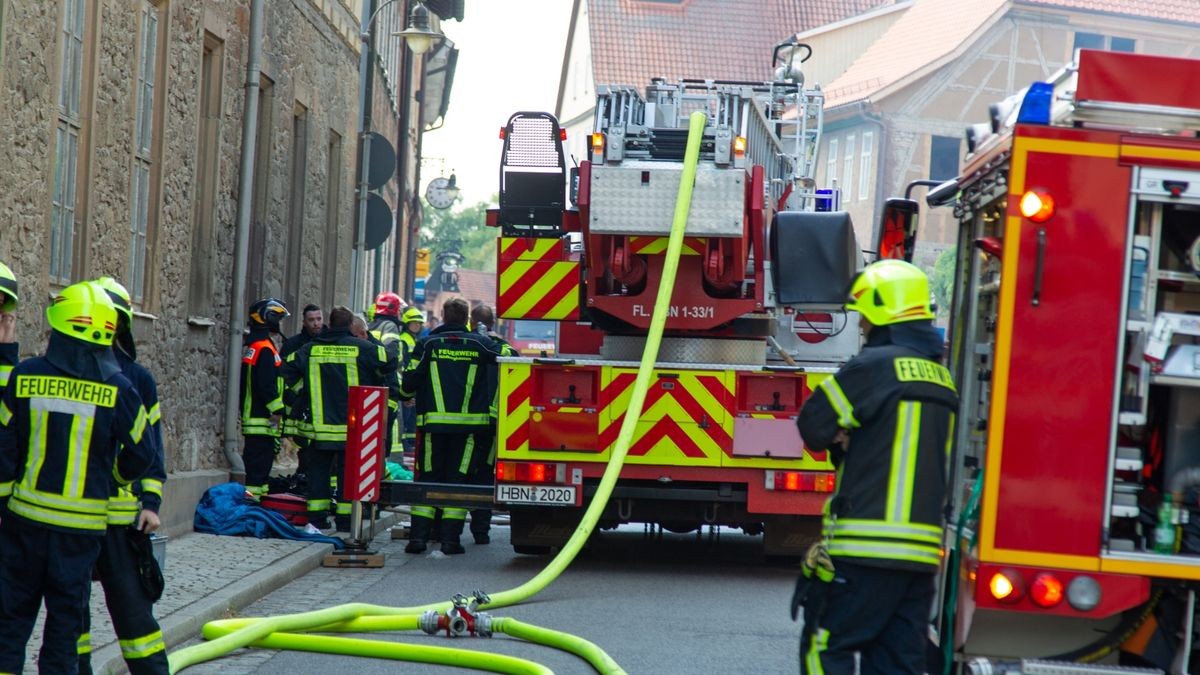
[221,0,265,481]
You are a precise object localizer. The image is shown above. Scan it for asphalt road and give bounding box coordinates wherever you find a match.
[178,521,804,674]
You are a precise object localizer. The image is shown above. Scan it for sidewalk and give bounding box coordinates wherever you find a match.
[20,510,401,675]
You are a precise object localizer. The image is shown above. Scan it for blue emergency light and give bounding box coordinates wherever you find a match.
[1016,81,1054,125]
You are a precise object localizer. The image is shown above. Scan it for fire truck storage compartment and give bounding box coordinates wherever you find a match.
[732,372,806,458]
[1109,181,1200,560]
[529,365,600,452]
[769,211,858,305]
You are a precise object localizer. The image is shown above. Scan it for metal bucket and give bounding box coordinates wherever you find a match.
[150,533,168,571]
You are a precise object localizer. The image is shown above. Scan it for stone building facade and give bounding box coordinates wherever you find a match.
[0,0,446,486]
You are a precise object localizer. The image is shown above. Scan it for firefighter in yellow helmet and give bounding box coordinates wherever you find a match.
[0,262,18,398]
[794,260,957,674]
[0,281,156,674]
[77,276,168,675]
[397,306,425,455]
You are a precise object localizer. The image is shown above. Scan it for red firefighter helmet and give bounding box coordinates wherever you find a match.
[374,291,404,319]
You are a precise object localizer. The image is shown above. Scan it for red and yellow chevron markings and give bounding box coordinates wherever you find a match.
[628,236,706,256]
[498,237,580,320]
[501,363,533,453]
[599,369,733,465]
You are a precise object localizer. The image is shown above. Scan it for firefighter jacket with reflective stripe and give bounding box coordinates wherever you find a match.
[400,324,502,433]
[0,357,155,534]
[369,317,403,359]
[241,329,283,437]
[106,347,166,526]
[281,327,394,449]
[399,331,417,365]
[797,326,958,572]
[0,342,16,397]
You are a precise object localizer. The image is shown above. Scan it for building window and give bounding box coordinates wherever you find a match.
[322,132,342,311]
[247,74,274,307]
[189,32,224,316]
[1073,32,1135,54]
[51,0,89,284]
[129,0,165,304]
[930,135,961,182]
[283,103,308,323]
[842,134,856,203]
[858,131,873,201]
[826,138,838,190]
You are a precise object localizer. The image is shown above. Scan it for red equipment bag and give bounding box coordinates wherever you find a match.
[260,493,307,526]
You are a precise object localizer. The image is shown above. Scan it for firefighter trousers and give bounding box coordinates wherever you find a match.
[242,434,278,498]
[799,559,934,675]
[400,406,417,453]
[0,515,102,675]
[467,430,497,540]
[79,526,167,675]
[411,432,475,545]
[305,444,351,527]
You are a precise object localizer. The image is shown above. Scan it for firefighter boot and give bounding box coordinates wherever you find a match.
[440,512,466,555]
[406,512,434,554]
[470,508,492,545]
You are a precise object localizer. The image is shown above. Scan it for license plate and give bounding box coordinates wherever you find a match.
[495,483,578,506]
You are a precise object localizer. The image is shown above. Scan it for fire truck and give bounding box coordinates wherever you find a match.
[485,42,864,556]
[884,49,1200,673]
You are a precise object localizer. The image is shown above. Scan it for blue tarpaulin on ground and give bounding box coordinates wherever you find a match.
[193,482,345,549]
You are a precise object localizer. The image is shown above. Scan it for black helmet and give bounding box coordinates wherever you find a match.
[248,298,289,333]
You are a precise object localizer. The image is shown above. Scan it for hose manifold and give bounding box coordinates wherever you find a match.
[419,591,494,638]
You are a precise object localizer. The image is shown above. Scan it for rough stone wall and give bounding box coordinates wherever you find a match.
[0,0,403,476]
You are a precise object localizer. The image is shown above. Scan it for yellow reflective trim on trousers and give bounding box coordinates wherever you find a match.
[119,630,165,658]
[412,505,436,518]
[430,362,446,412]
[462,364,477,414]
[829,519,941,545]
[147,402,161,424]
[827,539,941,566]
[419,412,490,426]
[443,507,467,520]
[335,502,352,516]
[886,401,920,523]
[816,378,859,429]
[806,627,828,675]
[459,434,476,474]
[77,632,91,654]
[423,433,433,473]
[307,499,331,511]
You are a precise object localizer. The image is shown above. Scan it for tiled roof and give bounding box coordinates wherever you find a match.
[455,269,497,307]
[823,0,1009,108]
[589,0,895,86]
[1018,0,1200,25]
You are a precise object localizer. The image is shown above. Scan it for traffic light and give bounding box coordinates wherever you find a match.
[415,248,431,279]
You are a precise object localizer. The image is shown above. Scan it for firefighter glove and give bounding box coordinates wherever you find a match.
[802,542,835,583]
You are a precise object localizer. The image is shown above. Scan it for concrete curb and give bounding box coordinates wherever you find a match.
[92,511,401,675]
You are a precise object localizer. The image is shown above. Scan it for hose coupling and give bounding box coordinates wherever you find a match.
[419,592,494,637]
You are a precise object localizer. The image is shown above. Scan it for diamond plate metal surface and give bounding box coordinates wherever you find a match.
[600,336,766,365]
[589,162,745,236]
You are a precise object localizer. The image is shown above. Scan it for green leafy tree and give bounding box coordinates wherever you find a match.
[420,195,499,272]
[929,246,957,318]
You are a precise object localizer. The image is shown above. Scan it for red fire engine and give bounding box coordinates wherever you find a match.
[889,49,1200,673]
[486,43,864,556]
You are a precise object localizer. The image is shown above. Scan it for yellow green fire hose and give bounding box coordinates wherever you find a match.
[168,110,709,674]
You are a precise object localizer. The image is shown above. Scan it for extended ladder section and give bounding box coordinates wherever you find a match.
[592,78,823,208]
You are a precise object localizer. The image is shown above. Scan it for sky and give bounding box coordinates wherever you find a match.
[421,1,576,208]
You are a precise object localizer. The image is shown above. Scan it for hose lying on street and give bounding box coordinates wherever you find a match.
[167,110,710,675]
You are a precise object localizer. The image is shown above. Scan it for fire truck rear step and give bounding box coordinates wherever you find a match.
[966,659,1162,675]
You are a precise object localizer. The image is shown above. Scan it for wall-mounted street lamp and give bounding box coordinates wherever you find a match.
[350,0,445,313]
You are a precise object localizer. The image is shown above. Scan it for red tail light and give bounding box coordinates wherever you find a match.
[1030,573,1064,608]
[495,461,566,484]
[765,471,836,492]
